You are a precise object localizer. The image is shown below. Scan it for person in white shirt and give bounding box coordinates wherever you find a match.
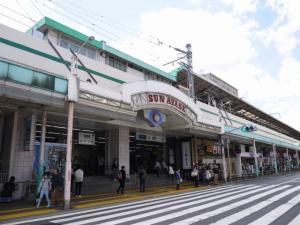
[36,173,52,208]
[74,166,84,197]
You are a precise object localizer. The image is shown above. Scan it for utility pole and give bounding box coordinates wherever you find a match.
[186,44,194,100]
[163,43,195,101]
[64,36,94,209]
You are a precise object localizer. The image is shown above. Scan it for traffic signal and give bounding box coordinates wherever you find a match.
[241,124,257,132]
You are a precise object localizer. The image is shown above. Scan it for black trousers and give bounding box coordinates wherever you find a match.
[117,180,125,194]
[75,182,82,195]
[139,178,146,192]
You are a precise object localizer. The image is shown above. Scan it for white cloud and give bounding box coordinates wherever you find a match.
[263,0,300,55]
[221,0,259,14]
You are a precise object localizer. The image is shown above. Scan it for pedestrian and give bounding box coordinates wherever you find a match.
[205,167,211,186]
[191,166,199,187]
[168,164,174,180]
[154,160,161,177]
[36,173,52,208]
[213,165,219,185]
[74,166,84,197]
[0,176,16,202]
[138,166,147,192]
[112,158,118,181]
[116,166,126,194]
[50,169,62,207]
[175,169,182,190]
[161,160,168,175]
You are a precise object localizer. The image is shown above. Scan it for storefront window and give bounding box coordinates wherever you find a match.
[0,61,8,79]
[32,71,54,90]
[8,64,33,84]
[54,78,68,94]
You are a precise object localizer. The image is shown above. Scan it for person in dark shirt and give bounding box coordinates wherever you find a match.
[116,166,126,194]
[138,166,147,192]
[51,169,62,207]
[0,176,16,202]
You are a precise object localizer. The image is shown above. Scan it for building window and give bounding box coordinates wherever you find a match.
[59,35,97,60]
[128,63,143,72]
[107,56,127,72]
[0,61,8,79]
[32,71,54,90]
[8,64,33,85]
[0,61,67,94]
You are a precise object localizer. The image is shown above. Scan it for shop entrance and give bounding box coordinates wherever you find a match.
[35,122,107,176]
[129,132,165,174]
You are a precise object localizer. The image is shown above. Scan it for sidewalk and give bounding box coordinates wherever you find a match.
[0,181,204,222]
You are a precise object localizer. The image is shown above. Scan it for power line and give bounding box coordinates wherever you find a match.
[35,0,121,45]
[31,0,44,17]
[0,12,32,27]
[0,2,35,23]
[16,0,36,23]
[52,0,177,50]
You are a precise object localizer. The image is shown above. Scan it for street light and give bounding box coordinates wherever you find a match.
[64,36,94,209]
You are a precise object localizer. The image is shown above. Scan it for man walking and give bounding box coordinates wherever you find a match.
[74,166,84,197]
[116,166,126,194]
[138,166,147,192]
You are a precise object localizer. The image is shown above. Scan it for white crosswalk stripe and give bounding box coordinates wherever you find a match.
[134,185,289,225]
[3,183,300,225]
[210,185,300,225]
[248,193,300,225]
[53,185,258,224]
[0,184,246,225]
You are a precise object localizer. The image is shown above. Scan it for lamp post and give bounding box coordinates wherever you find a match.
[64,36,94,209]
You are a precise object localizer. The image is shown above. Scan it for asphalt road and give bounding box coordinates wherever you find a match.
[2,173,300,225]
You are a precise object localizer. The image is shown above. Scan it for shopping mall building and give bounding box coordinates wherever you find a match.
[0,17,300,197]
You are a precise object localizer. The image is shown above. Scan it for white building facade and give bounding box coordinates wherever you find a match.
[0,17,299,198]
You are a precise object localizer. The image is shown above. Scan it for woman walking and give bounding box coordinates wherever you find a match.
[36,173,52,208]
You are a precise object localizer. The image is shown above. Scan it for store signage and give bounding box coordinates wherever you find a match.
[144,109,166,127]
[131,92,197,122]
[182,142,191,169]
[148,93,186,114]
[136,132,166,143]
[78,132,95,145]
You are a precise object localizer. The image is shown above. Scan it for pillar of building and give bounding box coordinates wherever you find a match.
[253,139,259,176]
[296,150,299,167]
[235,153,242,177]
[286,148,290,172]
[272,144,278,174]
[108,126,130,176]
[8,111,19,178]
[220,135,227,182]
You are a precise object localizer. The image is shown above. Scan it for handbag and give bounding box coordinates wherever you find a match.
[180,178,183,183]
[191,170,198,177]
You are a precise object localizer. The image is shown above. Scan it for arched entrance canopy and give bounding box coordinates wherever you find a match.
[122,81,202,127]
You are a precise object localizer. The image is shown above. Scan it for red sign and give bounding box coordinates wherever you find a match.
[147,93,186,114]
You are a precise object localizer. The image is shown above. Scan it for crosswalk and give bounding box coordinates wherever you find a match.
[3,182,300,225]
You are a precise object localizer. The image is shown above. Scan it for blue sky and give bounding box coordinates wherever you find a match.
[1,0,300,130]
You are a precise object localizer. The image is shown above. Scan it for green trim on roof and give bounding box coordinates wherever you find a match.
[33,17,176,82]
[224,125,300,150]
[169,67,183,77]
[35,17,103,49]
[0,37,125,84]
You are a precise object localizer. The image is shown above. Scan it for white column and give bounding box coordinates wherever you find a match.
[253,139,259,176]
[8,111,19,178]
[226,137,232,179]
[296,150,299,167]
[109,126,130,176]
[235,153,242,177]
[221,135,227,182]
[272,144,278,174]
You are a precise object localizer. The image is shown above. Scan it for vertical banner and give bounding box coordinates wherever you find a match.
[182,142,191,169]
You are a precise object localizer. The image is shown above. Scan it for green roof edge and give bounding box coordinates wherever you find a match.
[33,17,176,82]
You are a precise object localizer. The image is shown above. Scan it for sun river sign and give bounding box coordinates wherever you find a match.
[131,92,197,123]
